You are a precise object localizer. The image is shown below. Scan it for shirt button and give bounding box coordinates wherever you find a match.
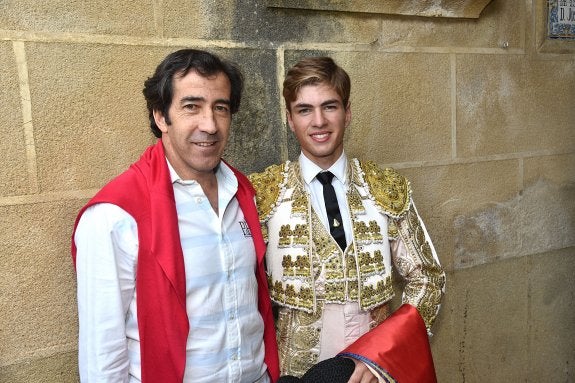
[195,197,202,204]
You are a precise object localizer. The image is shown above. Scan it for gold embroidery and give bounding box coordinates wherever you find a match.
[282,255,310,277]
[395,205,445,329]
[348,187,365,214]
[358,160,411,218]
[276,307,322,377]
[357,250,386,274]
[248,163,286,221]
[361,277,394,308]
[291,188,308,216]
[387,219,398,239]
[353,220,384,243]
[293,224,308,246]
[278,223,309,248]
[279,225,292,247]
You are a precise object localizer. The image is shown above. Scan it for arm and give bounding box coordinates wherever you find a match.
[75,204,138,382]
[390,201,445,332]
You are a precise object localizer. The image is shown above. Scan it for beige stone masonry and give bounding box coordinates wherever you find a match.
[0,42,29,197]
[456,54,575,158]
[0,0,157,36]
[0,201,82,366]
[267,0,495,19]
[524,153,575,186]
[341,52,452,165]
[434,248,575,381]
[400,160,521,270]
[26,42,159,191]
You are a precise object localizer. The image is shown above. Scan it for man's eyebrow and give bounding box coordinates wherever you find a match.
[180,96,204,104]
[293,99,340,109]
[320,99,340,106]
[293,102,313,109]
[179,96,231,105]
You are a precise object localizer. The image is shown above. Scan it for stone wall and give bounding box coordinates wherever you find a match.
[0,0,573,381]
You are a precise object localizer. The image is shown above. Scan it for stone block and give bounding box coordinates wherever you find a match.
[26,43,163,191]
[433,258,530,382]
[399,160,521,270]
[524,153,575,187]
[517,179,575,257]
[0,0,156,36]
[0,351,78,383]
[163,0,380,44]
[0,200,83,364]
[0,42,29,197]
[527,248,575,381]
[374,0,524,49]
[266,0,495,19]
[456,55,575,157]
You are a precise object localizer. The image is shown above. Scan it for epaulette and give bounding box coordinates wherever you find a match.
[248,163,287,221]
[358,160,411,218]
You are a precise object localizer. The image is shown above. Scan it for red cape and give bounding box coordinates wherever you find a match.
[338,304,437,383]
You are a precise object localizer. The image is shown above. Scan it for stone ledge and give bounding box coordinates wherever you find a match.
[266,0,494,19]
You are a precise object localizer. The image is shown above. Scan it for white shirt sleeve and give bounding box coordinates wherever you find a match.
[75,203,138,382]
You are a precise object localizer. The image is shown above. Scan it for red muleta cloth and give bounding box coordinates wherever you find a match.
[338,304,437,383]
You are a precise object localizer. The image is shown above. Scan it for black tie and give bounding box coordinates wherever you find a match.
[316,171,347,251]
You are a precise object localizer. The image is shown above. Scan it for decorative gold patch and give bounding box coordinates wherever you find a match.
[248,163,286,221]
[358,160,411,217]
[347,187,366,214]
[276,307,322,377]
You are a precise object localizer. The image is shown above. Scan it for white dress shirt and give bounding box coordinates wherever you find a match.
[298,152,373,360]
[75,160,269,383]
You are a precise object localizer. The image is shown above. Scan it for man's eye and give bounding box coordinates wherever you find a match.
[297,108,311,115]
[183,104,198,111]
[215,105,230,114]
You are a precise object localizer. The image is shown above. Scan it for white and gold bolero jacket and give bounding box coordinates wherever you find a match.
[249,159,445,331]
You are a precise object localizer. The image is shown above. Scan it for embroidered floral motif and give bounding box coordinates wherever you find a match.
[356,160,411,218]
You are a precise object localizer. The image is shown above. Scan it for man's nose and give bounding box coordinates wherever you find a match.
[198,109,218,134]
[311,109,326,127]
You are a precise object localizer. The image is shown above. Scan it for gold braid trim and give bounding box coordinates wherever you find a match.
[394,205,446,329]
[248,163,287,222]
[358,160,411,218]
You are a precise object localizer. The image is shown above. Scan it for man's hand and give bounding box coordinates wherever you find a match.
[347,358,379,383]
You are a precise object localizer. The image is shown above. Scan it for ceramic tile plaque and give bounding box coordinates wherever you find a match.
[548,0,575,39]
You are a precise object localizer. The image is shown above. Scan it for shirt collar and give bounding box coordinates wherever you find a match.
[166,158,237,190]
[299,151,348,185]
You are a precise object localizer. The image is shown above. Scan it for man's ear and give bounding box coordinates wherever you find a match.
[153,109,169,134]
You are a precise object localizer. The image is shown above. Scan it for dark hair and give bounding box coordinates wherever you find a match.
[143,49,244,138]
[283,56,350,112]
